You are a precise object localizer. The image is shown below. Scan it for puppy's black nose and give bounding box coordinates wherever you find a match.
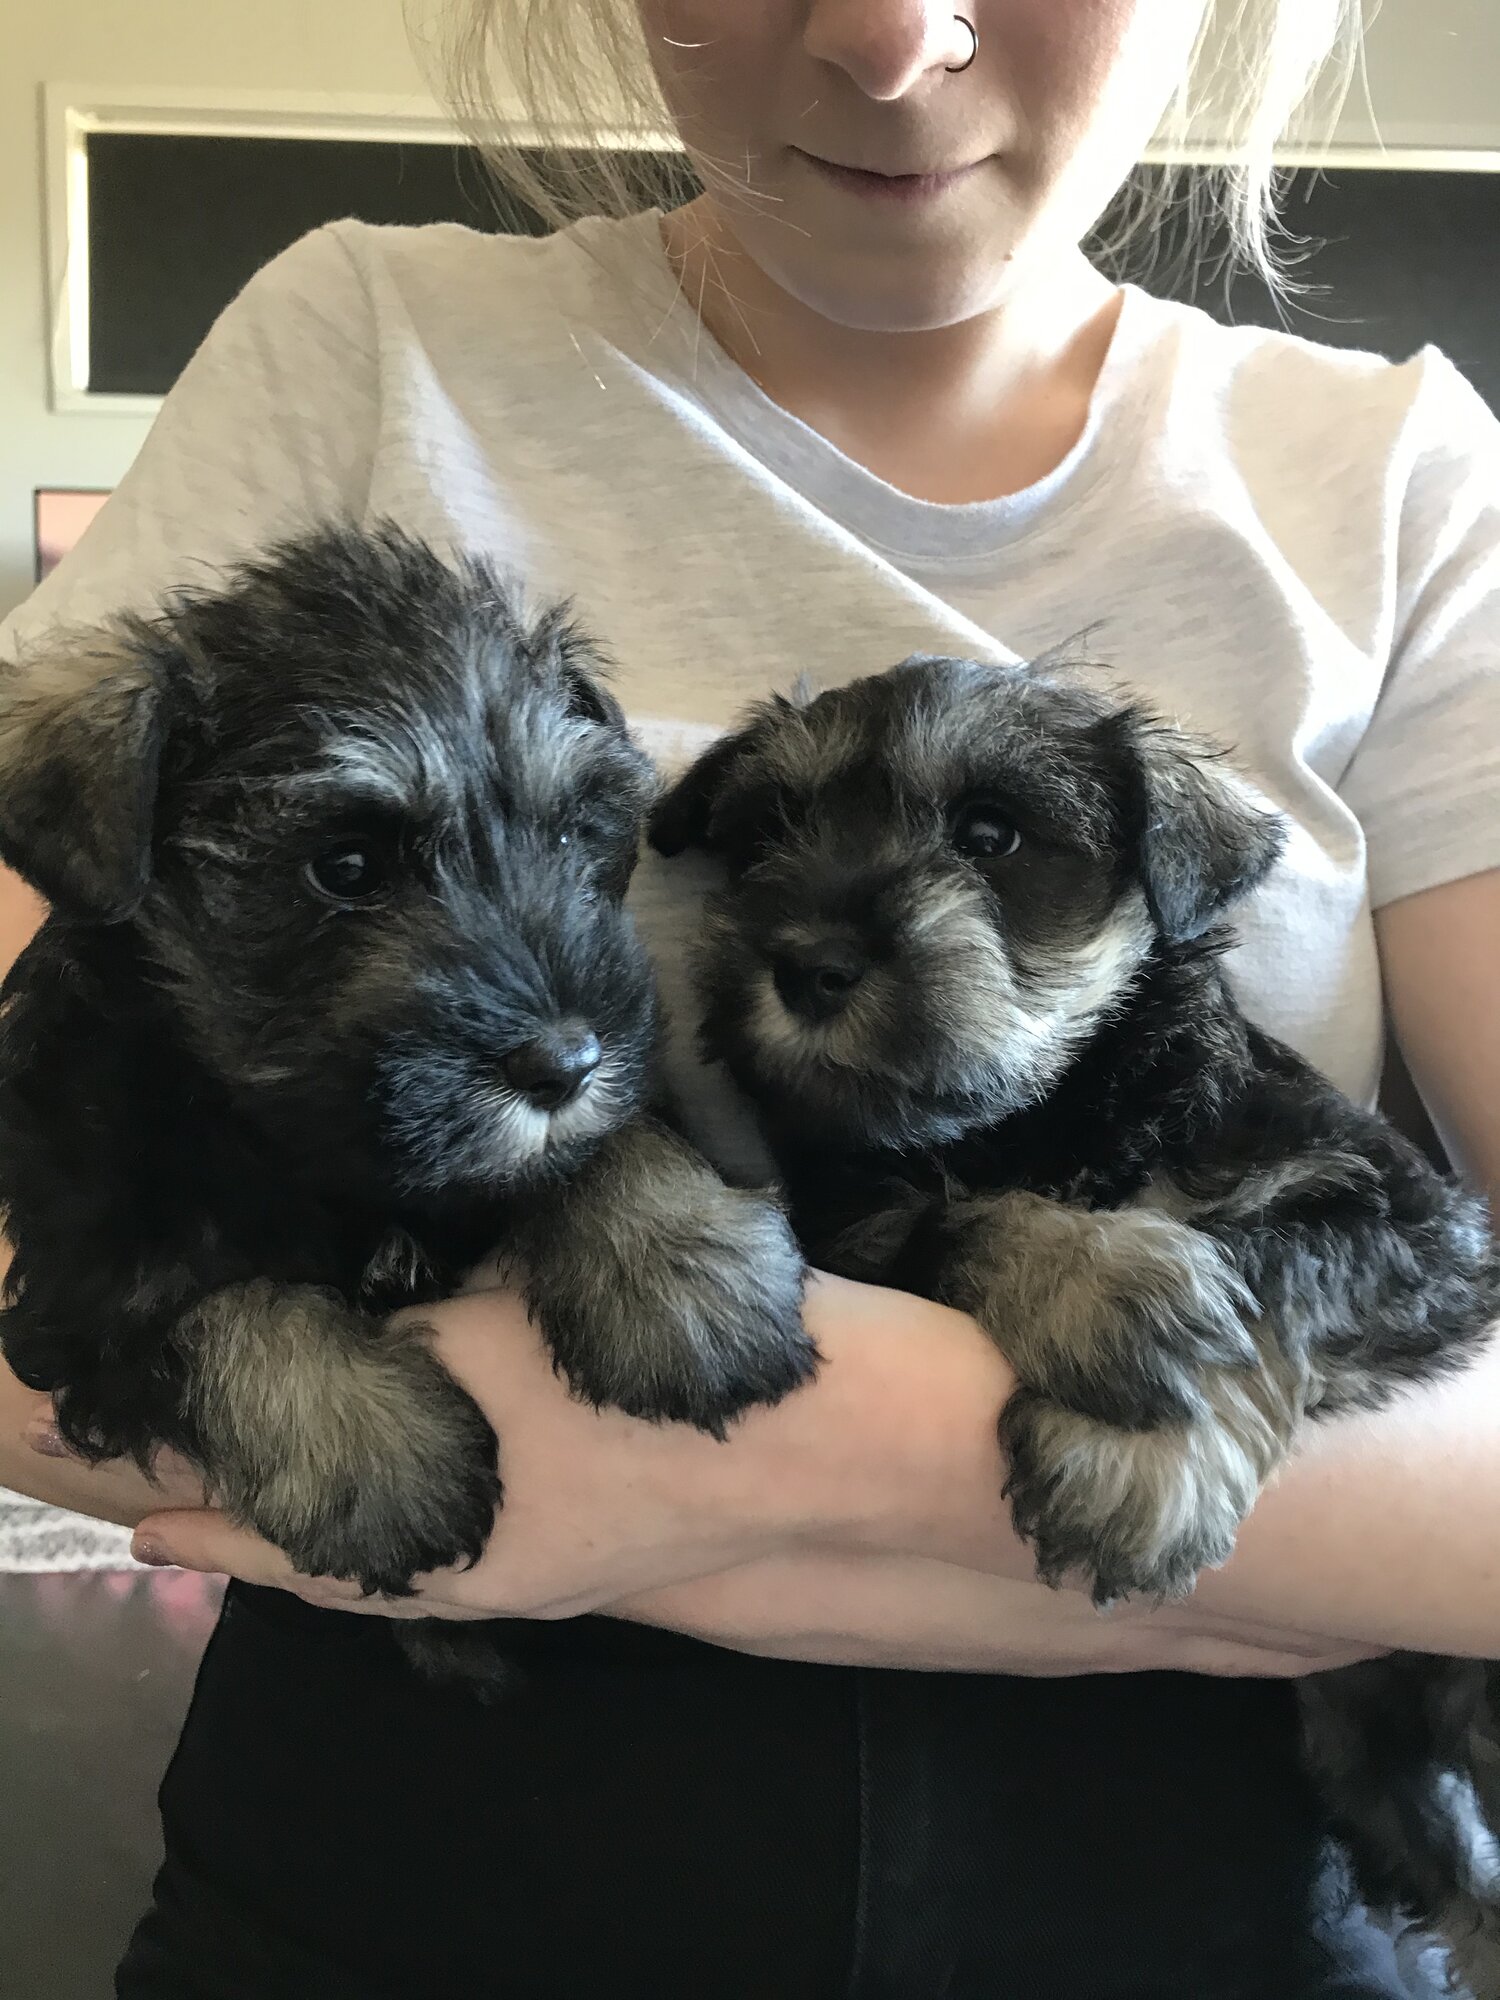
[502,1026,602,1110]
[772,941,868,1023]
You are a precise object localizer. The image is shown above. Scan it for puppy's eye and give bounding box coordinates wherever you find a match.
[950,803,1023,862]
[304,842,389,905]
[559,806,624,855]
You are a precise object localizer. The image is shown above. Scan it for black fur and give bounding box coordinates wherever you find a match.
[653,655,1500,1993]
[0,525,813,1637]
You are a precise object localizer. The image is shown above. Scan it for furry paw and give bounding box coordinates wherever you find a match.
[185,1281,502,1596]
[524,1127,817,1436]
[949,1193,1268,1431]
[999,1384,1279,1606]
[262,1345,501,1596]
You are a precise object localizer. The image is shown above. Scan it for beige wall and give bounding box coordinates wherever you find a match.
[0,0,438,620]
[2,0,1498,622]
[1342,0,1500,148]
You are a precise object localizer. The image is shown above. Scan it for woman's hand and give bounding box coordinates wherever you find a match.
[124,1275,911,1621]
[45,1252,1500,1670]
[115,1270,1383,1679]
[115,1273,1073,1645]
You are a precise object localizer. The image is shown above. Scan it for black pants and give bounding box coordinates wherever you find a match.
[116,1582,1424,1999]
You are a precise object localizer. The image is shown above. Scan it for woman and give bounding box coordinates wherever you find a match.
[4,2,1500,1993]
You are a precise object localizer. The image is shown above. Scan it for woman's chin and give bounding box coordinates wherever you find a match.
[731,225,1021,336]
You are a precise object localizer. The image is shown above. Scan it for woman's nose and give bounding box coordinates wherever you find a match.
[803,0,974,101]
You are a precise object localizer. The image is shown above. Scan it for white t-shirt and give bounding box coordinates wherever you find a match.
[5,212,1499,1177]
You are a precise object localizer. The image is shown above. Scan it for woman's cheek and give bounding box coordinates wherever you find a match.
[634,0,794,147]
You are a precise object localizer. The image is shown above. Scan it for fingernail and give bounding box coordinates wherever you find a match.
[130,1536,178,1568]
[29,1423,69,1458]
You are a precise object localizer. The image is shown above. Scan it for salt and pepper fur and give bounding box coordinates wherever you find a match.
[653,654,1500,1989]
[0,525,813,1681]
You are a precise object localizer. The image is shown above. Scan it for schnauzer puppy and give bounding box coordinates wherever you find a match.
[652,654,1500,1990]
[0,524,812,1615]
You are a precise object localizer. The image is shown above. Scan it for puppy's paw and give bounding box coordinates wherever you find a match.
[185,1281,501,1596]
[999,1382,1279,1606]
[525,1127,817,1435]
[266,1343,502,1597]
[947,1193,1267,1430]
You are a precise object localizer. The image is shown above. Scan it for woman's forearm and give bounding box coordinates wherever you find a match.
[0,1350,167,1527]
[614,1552,1382,1677]
[34,1258,1500,1671]
[806,1274,1500,1657]
[1189,1334,1500,1653]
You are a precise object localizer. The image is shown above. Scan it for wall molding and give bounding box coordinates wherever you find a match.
[41,82,1500,421]
[41,81,676,417]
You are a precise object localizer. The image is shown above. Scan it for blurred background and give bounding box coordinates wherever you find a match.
[0,2,1497,1994]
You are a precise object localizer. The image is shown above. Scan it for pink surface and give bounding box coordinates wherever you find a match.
[35,488,110,582]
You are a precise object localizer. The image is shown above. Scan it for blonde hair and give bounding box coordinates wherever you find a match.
[428,0,1366,284]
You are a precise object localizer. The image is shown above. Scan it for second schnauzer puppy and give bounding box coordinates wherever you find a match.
[651,654,1498,1602]
[0,525,812,1603]
[651,654,1500,1989]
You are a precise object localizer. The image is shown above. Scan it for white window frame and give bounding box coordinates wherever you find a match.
[41,84,1500,420]
[42,82,677,418]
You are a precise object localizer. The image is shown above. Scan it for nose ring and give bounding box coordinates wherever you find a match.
[946,14,977,73]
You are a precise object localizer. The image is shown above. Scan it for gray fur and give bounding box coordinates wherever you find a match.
[0,526,816,1679]
[182,1279,500,1586]
[936,1189,1300,1602]
[652,652,1500,1980]
[512,1123,811,1438]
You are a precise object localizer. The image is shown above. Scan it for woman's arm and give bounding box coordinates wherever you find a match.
[126,1256,1500,1661]
[613,1556,1384,1677]
[73,872,1500,1665]
[0,1352,204,1527]
[0,868,208,1525]
[1376,869,1500,1198]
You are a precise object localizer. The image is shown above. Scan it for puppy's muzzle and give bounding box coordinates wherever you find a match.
[771,935,870,1024]
[501,1020,602,1111]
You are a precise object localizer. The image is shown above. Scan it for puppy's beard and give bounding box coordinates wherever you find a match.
[724,891,1154,1150]
[473,1052,635,1181]
[382,1046,639,1196]
[736,968,1023,1149]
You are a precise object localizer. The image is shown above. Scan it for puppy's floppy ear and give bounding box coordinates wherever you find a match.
[557,641,629,737]
[1126,716,1286,941]
[527,603,630,737]
[648,725,759,857]
[0,631,171,922]
[563,665,628,735]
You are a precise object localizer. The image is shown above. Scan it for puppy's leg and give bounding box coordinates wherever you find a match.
[1190,1136,1500,1977]
[932,1190,1303,1603]
[1190,1142,1500,1416]
[515,1121,816,1436]
[1303,1658,1500,1999]
[177,1280,500,1596]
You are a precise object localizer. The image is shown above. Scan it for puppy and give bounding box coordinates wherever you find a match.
[0,524,813,1623]
[652,653,1500,1990]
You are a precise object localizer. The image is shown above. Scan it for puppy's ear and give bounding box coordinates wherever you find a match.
[558,646,628,736]
[1129,720,1285,941]
[0,634,170,922]
[533,606,629,736]
[564,668,627,735]
[648,726,758,857]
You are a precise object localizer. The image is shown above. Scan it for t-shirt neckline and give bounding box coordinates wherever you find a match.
[561,208,1167,570]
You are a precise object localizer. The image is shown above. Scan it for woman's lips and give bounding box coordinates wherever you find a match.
[793,148,983,203]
